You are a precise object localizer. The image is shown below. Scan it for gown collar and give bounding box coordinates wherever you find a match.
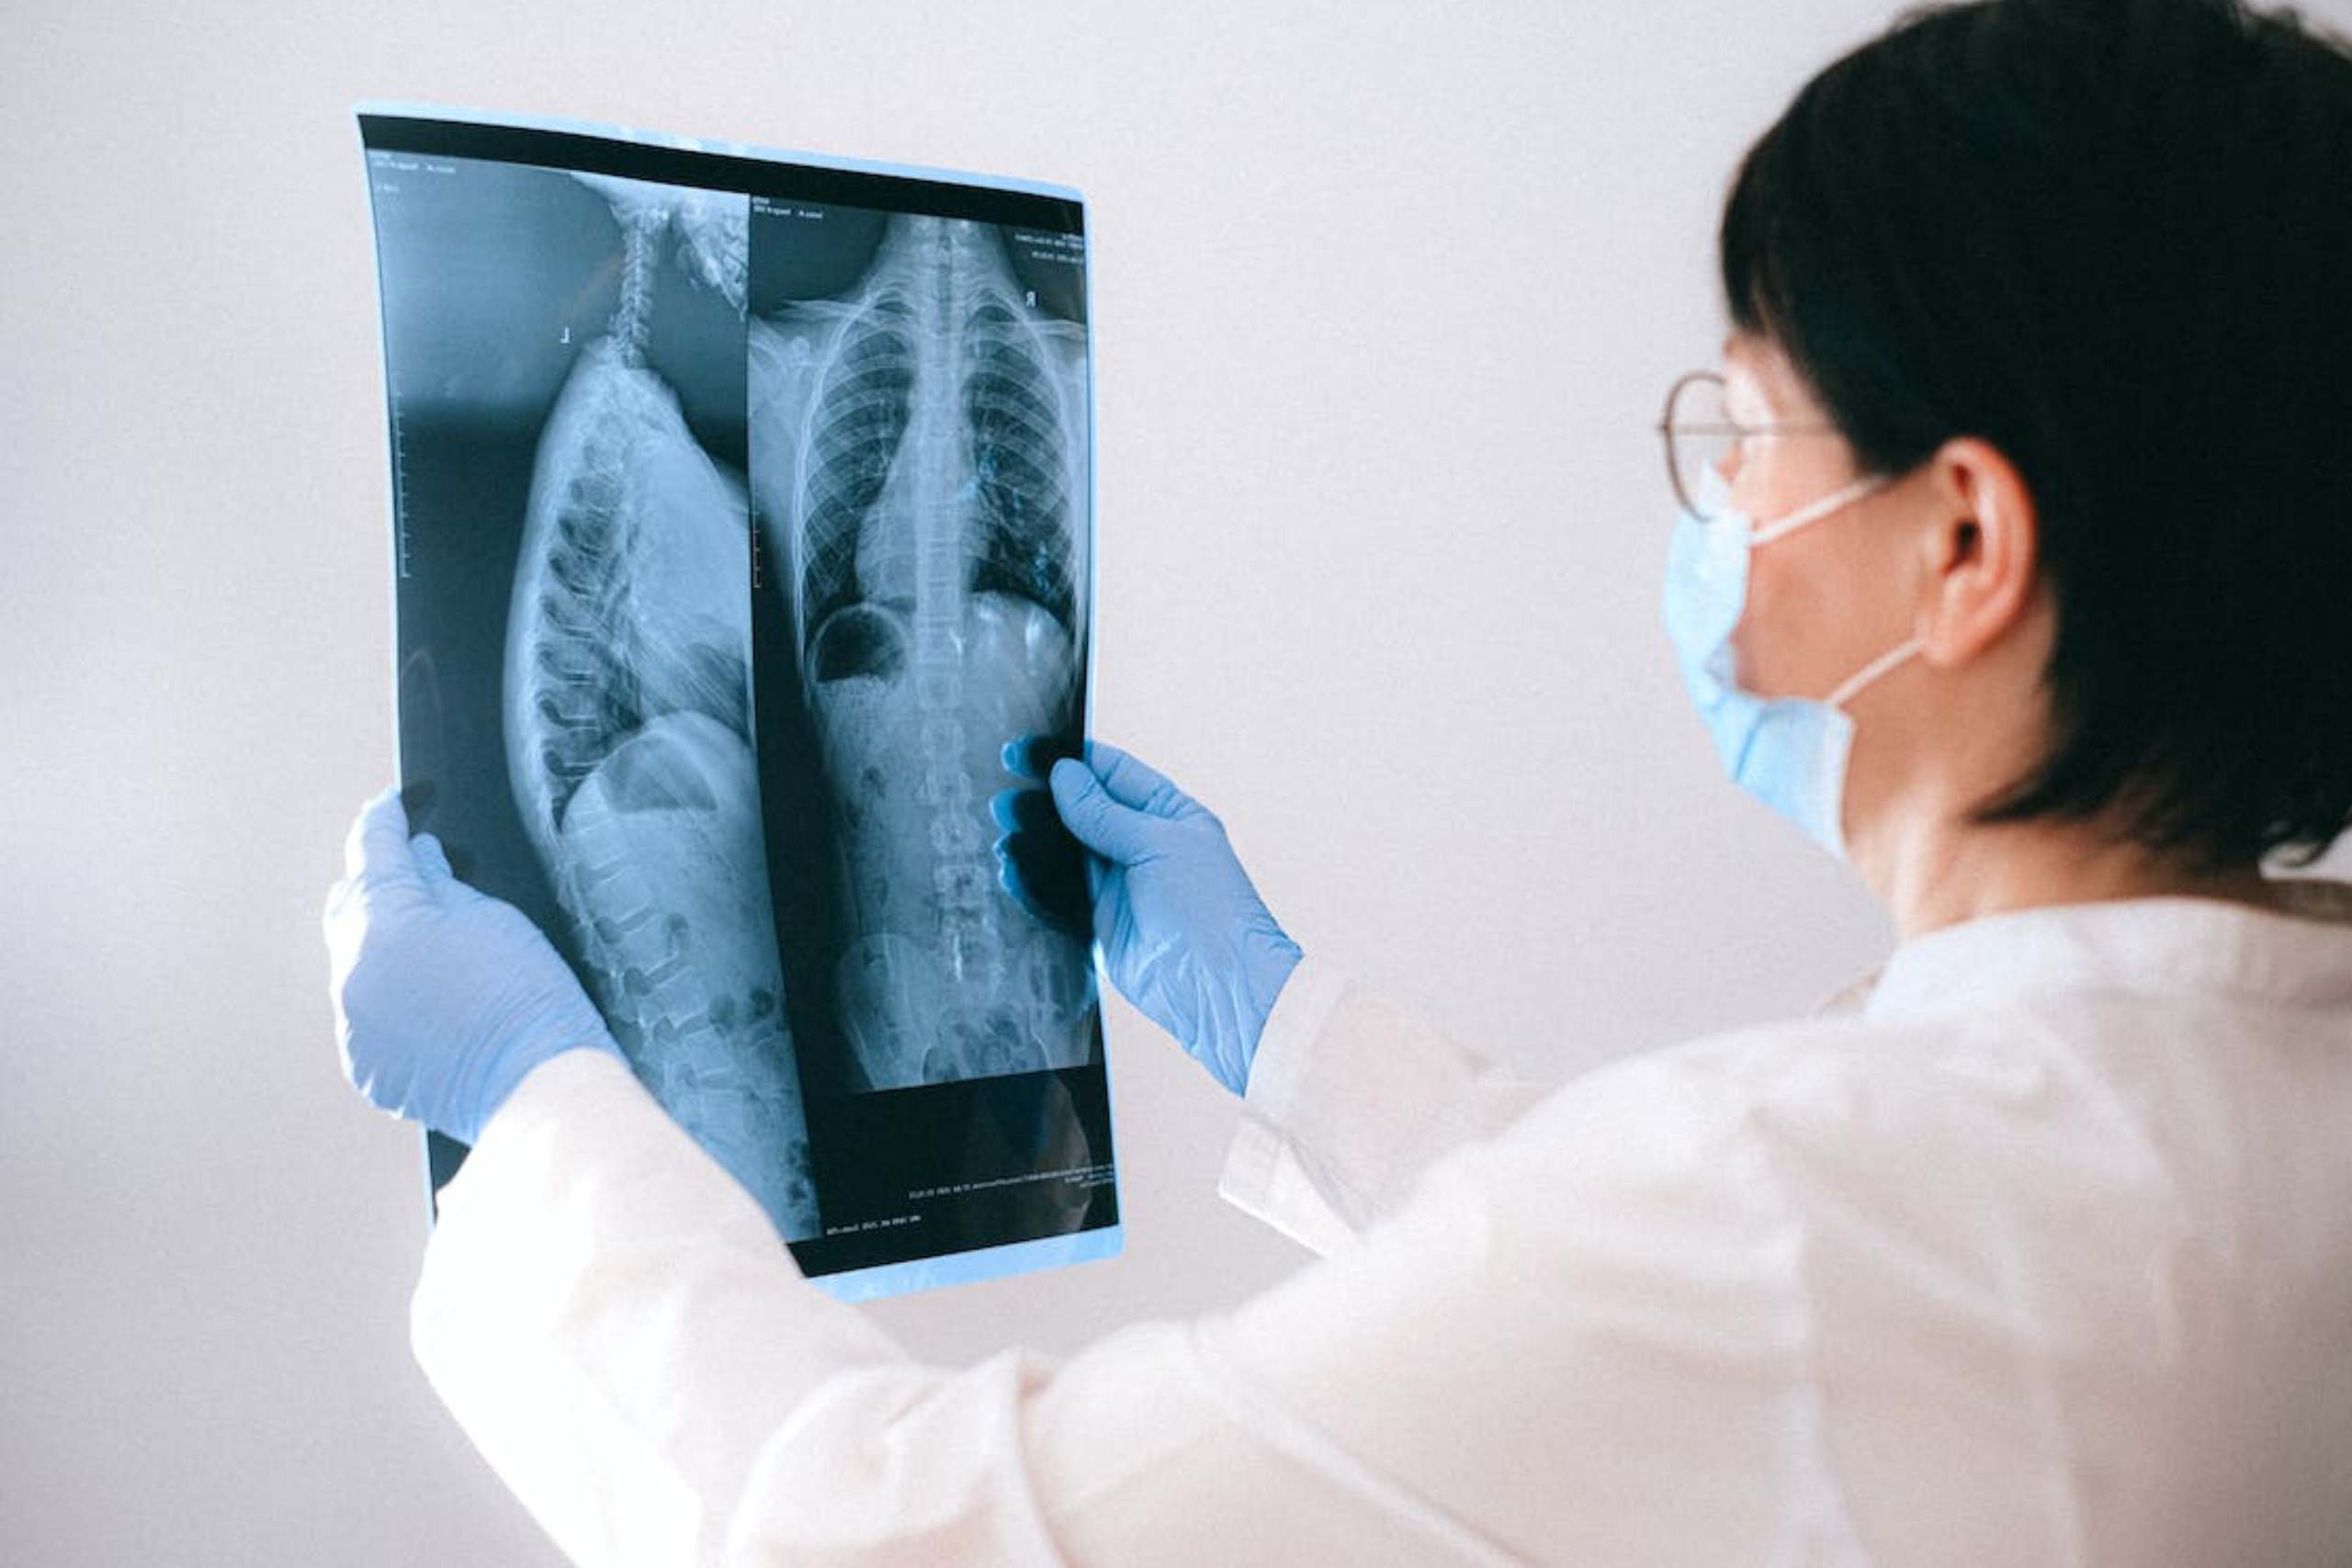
[1831,878,2352,1022]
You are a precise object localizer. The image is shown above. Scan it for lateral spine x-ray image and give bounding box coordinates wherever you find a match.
[361,110,1117,1297]
[501,174,820,1239]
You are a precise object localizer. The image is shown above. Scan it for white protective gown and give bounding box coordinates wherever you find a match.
[412,880,2352,1565]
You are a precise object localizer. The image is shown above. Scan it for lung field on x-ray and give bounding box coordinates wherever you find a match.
[502,172,822,1241]
[749,208,1097,1096]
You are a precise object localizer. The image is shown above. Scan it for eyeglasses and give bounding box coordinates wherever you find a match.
[1657,369,1842,520]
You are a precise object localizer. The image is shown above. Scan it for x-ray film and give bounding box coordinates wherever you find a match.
[356,105,1119,1301]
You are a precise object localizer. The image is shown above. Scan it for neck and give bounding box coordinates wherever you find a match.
[1859,810,2275,942]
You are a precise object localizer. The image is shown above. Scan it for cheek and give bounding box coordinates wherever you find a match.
[1733,544,1828,696]
[1740,543,1787,691]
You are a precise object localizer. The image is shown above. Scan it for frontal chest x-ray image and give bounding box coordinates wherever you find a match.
[362,113,1119,1297]
[747,208,1096,1095]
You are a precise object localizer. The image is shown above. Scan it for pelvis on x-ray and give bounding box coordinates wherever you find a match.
[503,175,821,1241]
[750,214,1098,1092]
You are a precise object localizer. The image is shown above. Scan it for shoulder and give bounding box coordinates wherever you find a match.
[1480,1008,2088,1213]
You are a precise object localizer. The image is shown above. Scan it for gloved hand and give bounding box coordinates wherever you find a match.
[322,786,623,1145]
[991,739,1303,1096]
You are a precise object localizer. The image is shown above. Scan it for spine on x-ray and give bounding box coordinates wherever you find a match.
[786,218,1094,1089]
[503,191,820,1240]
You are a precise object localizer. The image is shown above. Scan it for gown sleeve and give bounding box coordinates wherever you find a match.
[1216,954,1563,1255]
[412,1030,1842,1566]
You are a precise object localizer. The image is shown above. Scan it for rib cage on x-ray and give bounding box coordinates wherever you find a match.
[502,173,822,1241]
[750,213,1096,1093]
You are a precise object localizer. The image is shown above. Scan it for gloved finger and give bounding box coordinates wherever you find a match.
[1082,741,1204,820]
[993,795,1084,875]
[343,786,418,886]
[1001,732,1080,783]
[411,832,454,887]
[322,863,357,919]
[1049,757,1163,863]
[994,830,1091,937]
[989,784,1062,838]
[1001,790,1091,934]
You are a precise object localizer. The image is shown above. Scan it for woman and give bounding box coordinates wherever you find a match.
[325,0,2352,1559]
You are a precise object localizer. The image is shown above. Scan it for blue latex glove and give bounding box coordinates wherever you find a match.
[991,739,1303,1095]
[322,787,623,1145]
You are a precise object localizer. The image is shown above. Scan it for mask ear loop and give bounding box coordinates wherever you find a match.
[1826,635,1923,710]
[1748,474,1888,547]
[1743,469,1917,708]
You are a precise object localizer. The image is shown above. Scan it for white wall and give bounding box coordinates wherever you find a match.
[7,2,2347,1562]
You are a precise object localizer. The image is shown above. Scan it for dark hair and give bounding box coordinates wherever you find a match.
[1720,0,2352,873]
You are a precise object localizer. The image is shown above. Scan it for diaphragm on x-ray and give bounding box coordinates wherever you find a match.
[358,107,1119,1301]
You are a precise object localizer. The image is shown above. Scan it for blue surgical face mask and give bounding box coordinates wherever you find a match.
[1662,463,1921,862]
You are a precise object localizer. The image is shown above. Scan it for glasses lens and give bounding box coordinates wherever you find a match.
[1668,375,1736,518]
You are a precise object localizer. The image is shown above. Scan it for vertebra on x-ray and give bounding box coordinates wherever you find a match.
[751,214,1094,1092]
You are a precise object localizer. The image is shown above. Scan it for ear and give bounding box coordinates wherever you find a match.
[1914,434,2040,666]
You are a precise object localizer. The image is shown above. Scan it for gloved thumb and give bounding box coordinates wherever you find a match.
[1050,758,1160,864]
[412,833,454,886]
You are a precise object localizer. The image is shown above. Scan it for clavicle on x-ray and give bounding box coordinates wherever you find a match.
[361,107,1121,1299]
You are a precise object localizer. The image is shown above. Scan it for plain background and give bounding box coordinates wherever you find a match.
[8,2,2350,1562]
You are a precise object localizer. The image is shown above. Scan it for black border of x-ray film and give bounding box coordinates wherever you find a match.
[362,109,1117,1292]
[357,114,1085,236]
